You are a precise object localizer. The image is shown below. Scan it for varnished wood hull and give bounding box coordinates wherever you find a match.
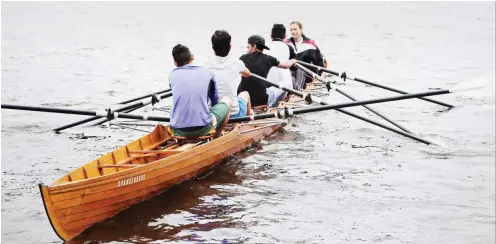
[40,121,286,241]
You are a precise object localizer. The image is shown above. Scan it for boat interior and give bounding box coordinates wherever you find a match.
[51,106,276,186]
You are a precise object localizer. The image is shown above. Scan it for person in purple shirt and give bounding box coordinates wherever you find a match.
[169,44,231,139]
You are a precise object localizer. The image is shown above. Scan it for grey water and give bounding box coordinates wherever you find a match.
[1,2,495,243]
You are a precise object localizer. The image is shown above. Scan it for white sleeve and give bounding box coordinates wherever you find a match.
[236,60,246,73]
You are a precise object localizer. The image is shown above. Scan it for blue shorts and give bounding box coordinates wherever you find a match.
[267,88,279,107]
[229,97,248,119]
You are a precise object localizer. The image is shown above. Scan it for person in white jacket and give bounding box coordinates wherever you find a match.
[266,24,297,107]
[204,30,252,118]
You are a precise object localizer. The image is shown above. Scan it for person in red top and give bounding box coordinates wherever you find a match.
[238,35,297,107]
[286,21,328,90]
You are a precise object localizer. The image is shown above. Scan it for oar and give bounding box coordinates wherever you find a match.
[91,103,146,127]
[53,103,143,132]
[248,73,447,145]
[118,88,171,105]
[1,104,171,122]
[230,89,451,122]
[2,90,450,145]
[53,91,173,132]
[90,92,173,127]
[296,64,414,134]
[229,89,451,145]
[1,89,447,128]
[296,60,454,108]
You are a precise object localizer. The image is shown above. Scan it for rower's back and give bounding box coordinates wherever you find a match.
[169,44,218,131]
[169,64,216,129]
[266,24,296,106]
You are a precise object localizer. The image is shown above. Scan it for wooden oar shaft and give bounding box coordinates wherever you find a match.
[118,88,171,105]
[1,104,171,122]
[296,60,454,108]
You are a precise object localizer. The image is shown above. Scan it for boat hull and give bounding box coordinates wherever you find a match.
[39,122,285,241]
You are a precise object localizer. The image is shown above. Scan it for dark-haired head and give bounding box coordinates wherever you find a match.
[211,30,231,57]
[172,44,193,67]
[271,24,286,40]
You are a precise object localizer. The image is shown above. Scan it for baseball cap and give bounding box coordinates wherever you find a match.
[247,35,270,50]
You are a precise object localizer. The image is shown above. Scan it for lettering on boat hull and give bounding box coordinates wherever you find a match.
[117,174,145,187]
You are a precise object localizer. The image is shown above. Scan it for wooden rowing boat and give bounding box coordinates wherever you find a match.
[39,81,324,241]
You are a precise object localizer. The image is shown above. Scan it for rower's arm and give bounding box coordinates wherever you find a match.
[277,59,297,69]
[313,44,325,68]
[235,59,250,78]
[288,45,297,71]
[288,44,296,59]
[240,67,250,78]
[207,76,219,105]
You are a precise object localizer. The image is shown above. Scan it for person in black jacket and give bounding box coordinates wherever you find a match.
[238,35,297,107]
[286,21,327,89]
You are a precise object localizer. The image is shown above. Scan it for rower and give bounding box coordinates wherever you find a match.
[238,35,297,107]
[204,30,253,119]
[287,21,327,90]
[266,24,297,107]
[169,44,231,139]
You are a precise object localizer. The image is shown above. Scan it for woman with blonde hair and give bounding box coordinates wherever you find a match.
[286,21,327,90]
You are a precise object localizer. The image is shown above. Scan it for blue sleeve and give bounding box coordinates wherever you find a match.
[208,73,219,105]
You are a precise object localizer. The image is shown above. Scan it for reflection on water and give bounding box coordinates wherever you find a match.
[76,163,237,242]
[72,141,272,243]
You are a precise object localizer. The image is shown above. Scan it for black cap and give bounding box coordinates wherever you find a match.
[248,35,270,50]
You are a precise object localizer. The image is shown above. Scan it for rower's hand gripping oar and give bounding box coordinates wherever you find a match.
[295,63,333,92]
[249,73,317,104]
[296,60,454,109]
